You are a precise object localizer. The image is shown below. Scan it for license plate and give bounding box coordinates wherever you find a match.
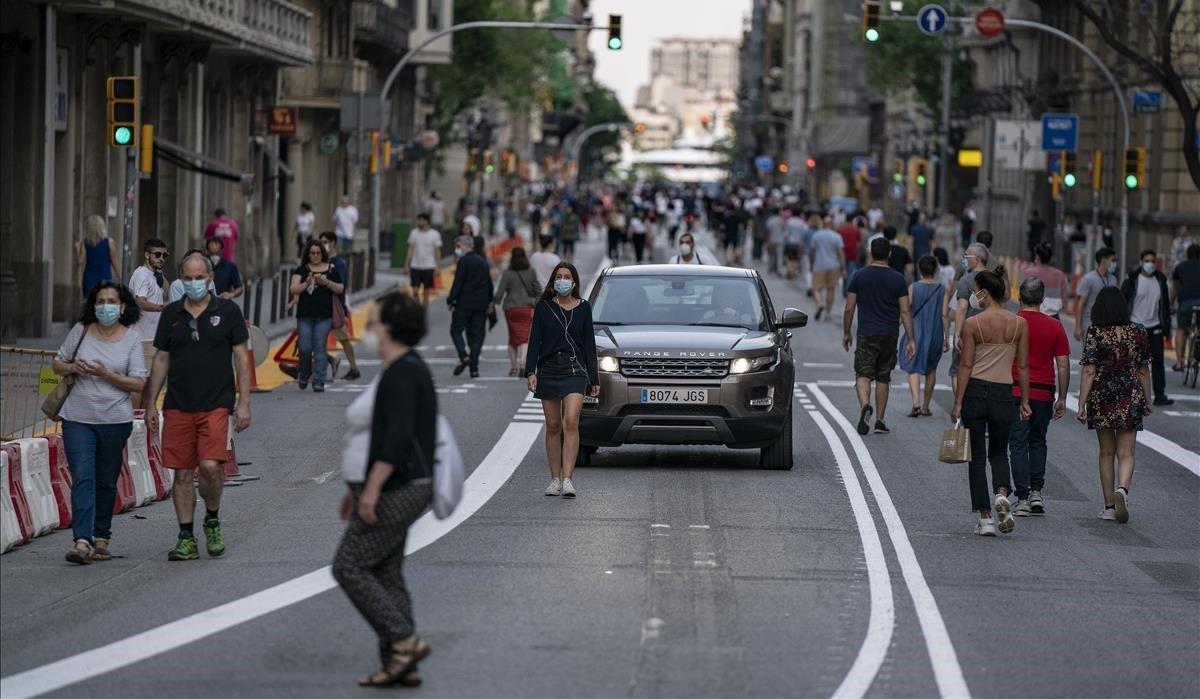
[640,388,708,404]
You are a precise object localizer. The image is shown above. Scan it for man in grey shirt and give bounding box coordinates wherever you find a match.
[951,242,990,386]
[1074,247,1119,341]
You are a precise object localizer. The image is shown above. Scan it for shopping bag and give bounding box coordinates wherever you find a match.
[937,421,971,464]
[432,415,466,519]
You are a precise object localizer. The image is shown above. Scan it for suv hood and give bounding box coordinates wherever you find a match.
[596,325,777,356]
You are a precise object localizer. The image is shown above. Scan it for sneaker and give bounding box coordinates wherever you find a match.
[873,420,890,434]
[344,368,362,381]
[1152,396,1174,406]
[203,519,226,556]
[313,385,325,393]
[975,518,997,537]
[1099,507,1117,521]
[298,380,308,390]
[168,537,200,561]
[1014,499,1032,517]
[561,478,577,498]
[544,478,561,496]
[857,405,873,435]
[452,359,469,376]
[1029,490,1045,515]
[994,495,1015,534]
[1113,488,1130,523]
[470,370,480,379]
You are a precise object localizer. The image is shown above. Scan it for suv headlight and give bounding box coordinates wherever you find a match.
[599,356,620,373]
[730,352,777,374]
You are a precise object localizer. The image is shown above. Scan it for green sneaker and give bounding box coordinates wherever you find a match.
[168,537,199,561]
[203,519,226,557]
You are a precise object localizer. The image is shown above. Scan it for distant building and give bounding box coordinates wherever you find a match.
[651,38,740,94]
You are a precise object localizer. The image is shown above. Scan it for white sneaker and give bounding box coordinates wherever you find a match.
[1029,490,1045,515]
[544,478,561,496]
[1113,488,1130,523]
[975,518,997,537]
[1099,508,1117,521]
[994,494,1015,534]
[1013,499,1032,517]
[561,478,577,498]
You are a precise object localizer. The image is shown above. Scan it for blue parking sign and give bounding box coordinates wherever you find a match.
[1041,113,1078,152]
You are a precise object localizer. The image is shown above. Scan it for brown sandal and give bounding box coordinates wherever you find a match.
[93,538,113,561]
[65,539,94,565]
[358,636,430,687]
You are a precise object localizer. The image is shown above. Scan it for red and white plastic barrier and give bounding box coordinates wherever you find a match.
[12,438,59,537]
[125,419,156,507]
[46,434,73,530]
[1,449,29,552]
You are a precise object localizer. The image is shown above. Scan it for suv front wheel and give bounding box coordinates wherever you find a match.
[759,405,794,470]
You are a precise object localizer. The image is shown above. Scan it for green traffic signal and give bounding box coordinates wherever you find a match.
[1063,173,1077,188]
[608,36,622,50]
[113,125,134,146]
[892,172,903,183]
[916,174,927,186]
[864,27,880,42]
[485,164,495,174]
[1124,174,1139,190]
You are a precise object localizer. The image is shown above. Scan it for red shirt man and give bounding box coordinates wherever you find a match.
[837,221,861,263]
[1013,308,1070,402]
[204,209,239,262]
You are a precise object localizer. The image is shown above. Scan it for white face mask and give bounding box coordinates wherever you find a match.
[680,243,693,256]
[969,292,984,311]
[359,327,380,355]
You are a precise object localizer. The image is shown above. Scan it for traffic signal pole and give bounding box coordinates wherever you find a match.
[372,20,607,255]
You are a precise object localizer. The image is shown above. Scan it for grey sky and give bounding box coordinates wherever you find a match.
[586,0,752,108]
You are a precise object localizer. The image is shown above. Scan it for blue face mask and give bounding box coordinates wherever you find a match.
[553,279,574,296]
[960,258,970,271]
[183,279,209,300]
[95,303,121,327]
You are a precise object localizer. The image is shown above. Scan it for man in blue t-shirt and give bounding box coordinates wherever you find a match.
[844,237,916,436]
[319,232,361,381]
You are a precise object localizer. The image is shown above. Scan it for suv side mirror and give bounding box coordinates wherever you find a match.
[777,308,807,329]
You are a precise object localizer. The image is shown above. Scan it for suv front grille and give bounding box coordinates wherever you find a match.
[620,358,729,379]
[618,405,729,418]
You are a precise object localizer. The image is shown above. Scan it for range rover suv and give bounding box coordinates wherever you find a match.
[579,265,807,469]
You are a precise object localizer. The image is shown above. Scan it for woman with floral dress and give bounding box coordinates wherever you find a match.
[1077,286,1152,524]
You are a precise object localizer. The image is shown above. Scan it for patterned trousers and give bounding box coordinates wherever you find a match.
[333,481,433,644]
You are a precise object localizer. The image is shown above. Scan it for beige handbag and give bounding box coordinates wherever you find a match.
[937,420,972,464]
[41,325,88,421]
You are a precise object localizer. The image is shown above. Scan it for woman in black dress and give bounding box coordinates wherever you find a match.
[525,262,599,498]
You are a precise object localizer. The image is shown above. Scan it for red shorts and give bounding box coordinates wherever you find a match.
[162,408,231,469]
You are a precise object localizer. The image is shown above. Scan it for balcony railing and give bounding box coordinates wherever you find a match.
[126,0,314,65]
[282,58,370,105]
[352,0,413,55]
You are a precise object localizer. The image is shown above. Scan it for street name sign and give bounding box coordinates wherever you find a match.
[1132,89,1163,114]
[1041,113,1079,151]
[917,4,948,36]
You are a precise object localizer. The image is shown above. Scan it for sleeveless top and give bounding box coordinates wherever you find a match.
[82,237,113,294]
[971,318,1019,384]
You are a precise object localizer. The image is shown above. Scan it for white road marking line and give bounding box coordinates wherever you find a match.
[806,409,894,699]
[687,524,710,529]
[1064,395,1200,477]
[650,523,671,529]
[1164,410,1200,418]
[809,384,970,699]
[513,415,545,422]
[803,362,845,368]
[0,422,545,699]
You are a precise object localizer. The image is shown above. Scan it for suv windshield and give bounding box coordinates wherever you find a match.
[592,275,767,329]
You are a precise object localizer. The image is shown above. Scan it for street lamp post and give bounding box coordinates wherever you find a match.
[568,121,631,185]
[372,20,604,257]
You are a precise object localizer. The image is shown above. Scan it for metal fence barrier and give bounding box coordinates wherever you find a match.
[1,347,60,440]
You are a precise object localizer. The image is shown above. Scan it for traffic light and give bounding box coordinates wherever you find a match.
[777,161,789,175]
[484,150,495,174]
[862,1,881,42]
[467,148,479,174]
[1061,151,1077,188]
[607,15,622,50]
[634,122,647,135]
[915,161,927,187]
[106,76,138,147]
[805,157,817,170]
[892,158,903,182]
[1123,147,1145,190]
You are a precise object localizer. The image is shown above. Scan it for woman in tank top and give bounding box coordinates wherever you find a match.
[76,214,121,298]
[951,267,1031,537]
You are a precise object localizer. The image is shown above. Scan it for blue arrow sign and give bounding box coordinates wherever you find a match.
[917,4,948,36]
[754,155,773,172]
[1041,113,1079,152]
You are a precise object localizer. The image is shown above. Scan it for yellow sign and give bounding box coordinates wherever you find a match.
[38,368,61,395]
[958,149,983,168]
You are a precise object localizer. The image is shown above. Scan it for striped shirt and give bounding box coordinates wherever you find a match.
[55,323,147,424]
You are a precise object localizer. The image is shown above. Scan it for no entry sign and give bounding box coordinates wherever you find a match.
[975,8,1005,37]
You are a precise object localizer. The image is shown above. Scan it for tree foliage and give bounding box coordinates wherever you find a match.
[578,81,629,180]
[1056,0,1200,190]
[425,0,564,139]
[863,0,975,137]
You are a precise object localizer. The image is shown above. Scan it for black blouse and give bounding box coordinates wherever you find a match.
[524,298,599,385]
[367,352,437,490]
[294,263,343,320]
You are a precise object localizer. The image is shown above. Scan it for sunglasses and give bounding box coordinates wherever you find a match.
[188,318,199,342]
[149,251,170,259]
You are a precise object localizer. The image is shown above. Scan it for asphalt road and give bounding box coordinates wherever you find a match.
[2,234,1197,699]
